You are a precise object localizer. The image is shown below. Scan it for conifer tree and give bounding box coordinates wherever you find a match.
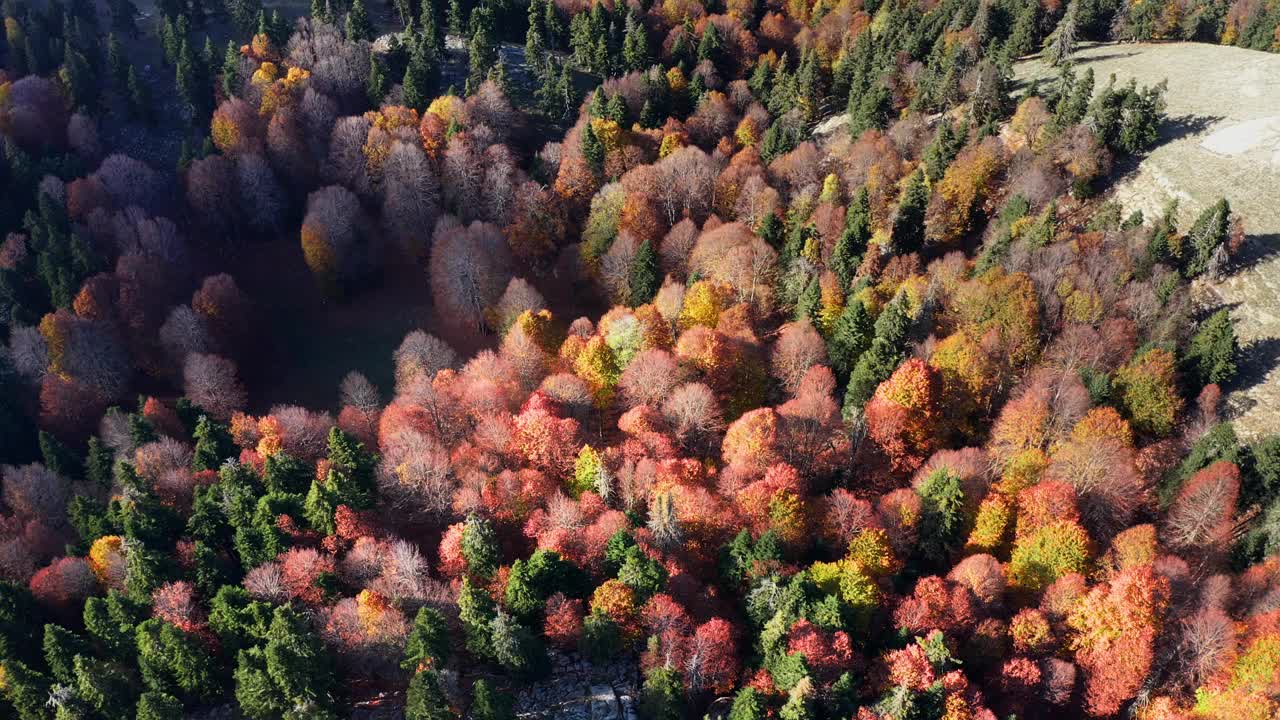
[1185,308,1238,386]
[346,0,372,41]
[403,32,435,111]
[891,169,928,253]
[832,188,870,287]
[471,679,514,720]
[628,239,659,307]
[582,121,605,174]
[368,53,389,106]
[828,298,874,380]
[405,669,454,720]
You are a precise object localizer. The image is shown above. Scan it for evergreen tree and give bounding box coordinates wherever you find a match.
[622,16,648,71]
[262,606,333,711]
[794,274,821,325]
[75,654,134,718]
[457,577,496,658]
[222,39,241,98]
[39,430,81,479]
[346,0,372,41]
[192,415,233,472]
[467,22,498,93]
[461,513,500,578]
[832,188,870,287]
[1184,198,1231,278]
[403,32,435,111]
[368,52,389,106]
[471,679,514,720]
[1185,308,1238,386]
[1045,0,1078,66]
[639,667,685,720]
[605,92,629,125]
[758,212,784,249]
[405,669,454,720]
[43,623,92,683]
[108,31,129,85]
[697,22,721,66]
[729,687,766,720]
[628,239,659,307]
[891,169,928,253]
[136,691,184,720]
[848,79,891,136]
[828,299,874,380]
[402,606,450,671]
[1,659,53,720]
[916,468,965,565]
[489,609,544,676]
[582,121,605,174]
[84,435,113,484]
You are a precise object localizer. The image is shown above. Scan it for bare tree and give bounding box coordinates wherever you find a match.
[183,353,247,420]
[428,218,512,334]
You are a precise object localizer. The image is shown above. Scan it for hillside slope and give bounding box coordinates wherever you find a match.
[1018,42,1280,439]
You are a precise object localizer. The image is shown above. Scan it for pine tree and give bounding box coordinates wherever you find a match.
[457,577,496,658]
[891,169,928,253]
[1045,0,1078,66]
[832,188,870,287]
[137,691,184,720]
[222,40,241,98]
[346,0,372,41]
[461,513,500,578]
[1185,308,1238,386]
[192,415,233,472]
[108,31,129,85]
[628,239,659,306]
[471,679,514,720]
[622,17,648,71]
[39,430,82,480]
[828,299,874,380]
[402,606,450,671]
[368,53,389,106]
[466,22,498,92]
[605,92,628,124]
[582,121,605,174]
[403,32,435,110]
[405,669,454,720]
[85,436,114,488]
[1184,198,1231,278]
[43,623,92,683]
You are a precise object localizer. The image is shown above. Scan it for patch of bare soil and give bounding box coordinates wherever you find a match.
[1017,41,1280,440]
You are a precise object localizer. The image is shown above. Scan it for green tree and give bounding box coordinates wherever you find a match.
[728,687,765,720]
[39,430,81,480]
[136,691,183,720]
[403,606,451,671]
[622,16,648,72]
[127,64,152,121]
[832,188,870,287]
[489,609,544,676]
[43,623,92,683]
[136,619,220,700]
[916,468,965,565]
[467,22,498,93]
[639,667,685,720]
[221,40,241,98]
[461,513,500,578]
[1,659,53,720]
[458,577,496,658]
[368,53,389,107]
[75,654,134,718]
[1183,198,1231,278]
[892,169,928,253]
[1185,308,1238,386]
[582,121,605,174]
[470,679,513,720]
[405,669,454,720]
[346,0,372,40]
[627,239,659,307]
[828,298,873,380]
[108,32,129,85]
[403,33,436,111]
[192,415,233,472]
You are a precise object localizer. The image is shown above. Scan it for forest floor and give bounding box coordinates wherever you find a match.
[1016,41,1280,440]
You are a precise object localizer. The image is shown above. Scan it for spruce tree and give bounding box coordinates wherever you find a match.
[405,669,453,720]
[402,32,434,111]
[461,513,500,578]
[828,299,873,380]
[832,187,870,287]
[85,436,114,488]
[346,0,372,41]
[192,415,232,472]
[639,667,685,720]
[43,623,92,683]
[222,39,241,97]
[471,679,514,720]
[402,606,450,671]
[137,691,184,720]
[622,17,648,71]
[368,53,389,106]
[457,577,496,658]
[891,169,928,253]
[1185,308,1238,386]
[582,121,605,174]
[628,239,659,307]
[39,429,82,479]
[108,31,128,85]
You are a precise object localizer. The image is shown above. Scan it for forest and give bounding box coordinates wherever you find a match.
[1,0,1279,717]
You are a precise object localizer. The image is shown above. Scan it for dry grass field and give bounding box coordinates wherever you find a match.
[1018,42,1280,439]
